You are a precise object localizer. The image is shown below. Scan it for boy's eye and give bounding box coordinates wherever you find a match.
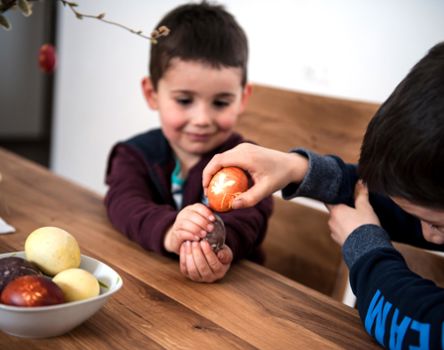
[176,98,192,106]
[213,100,230,109]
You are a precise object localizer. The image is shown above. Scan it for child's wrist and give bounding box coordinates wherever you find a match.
[288,152,308,184]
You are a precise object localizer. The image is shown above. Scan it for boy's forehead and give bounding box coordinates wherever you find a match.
[391,196,444,222]
[161,58,244,88]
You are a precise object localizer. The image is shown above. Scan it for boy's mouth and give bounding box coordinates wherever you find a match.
[186,132,215,142]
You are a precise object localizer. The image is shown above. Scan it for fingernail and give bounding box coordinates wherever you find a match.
[200,240,209,250]
[209,214,215,221]
[207,224,214,232]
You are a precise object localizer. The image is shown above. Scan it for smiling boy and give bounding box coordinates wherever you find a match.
[104,1,272,283]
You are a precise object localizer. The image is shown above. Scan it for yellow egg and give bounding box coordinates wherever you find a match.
[25,226,81,276]
[53,268,100,302]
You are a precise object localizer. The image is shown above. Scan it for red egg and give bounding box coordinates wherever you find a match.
[207,167,248,212]
[38,44,56,73]
[1,275,65,307]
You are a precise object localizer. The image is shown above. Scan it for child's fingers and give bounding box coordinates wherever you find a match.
[354,180,370,209]
[185,241,201,281]
[202,156,225,189]
[216,245,233,265]
[189,203,216,222]
[201,240,223,272]
[231,181,270,209]
[177,229,201,241]
[191,241,214,280]
[179,243,188,276]
[179,218,212,238]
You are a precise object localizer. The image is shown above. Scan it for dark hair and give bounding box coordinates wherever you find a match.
[149,1,248,90]
[359,42,444,208]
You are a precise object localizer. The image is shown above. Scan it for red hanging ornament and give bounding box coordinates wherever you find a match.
[38,44,56,73]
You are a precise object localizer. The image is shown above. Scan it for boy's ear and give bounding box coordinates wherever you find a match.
[239,83,253,113]
[141,77,158,110]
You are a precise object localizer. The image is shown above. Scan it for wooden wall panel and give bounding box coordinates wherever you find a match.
[237,84,379,162]
[236,83,444,303]
[235,84,379,300]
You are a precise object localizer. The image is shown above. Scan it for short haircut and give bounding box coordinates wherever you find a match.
[359,42,444,208]
[149,1,248,90]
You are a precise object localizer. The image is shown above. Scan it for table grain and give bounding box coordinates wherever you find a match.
[0,148,378,349]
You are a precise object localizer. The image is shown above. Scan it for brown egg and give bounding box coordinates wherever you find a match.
[1,275,65,307]
[204,214,226,252]
[0,257,42,294]
[207,167,248,212]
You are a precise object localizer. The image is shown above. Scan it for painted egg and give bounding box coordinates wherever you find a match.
[204,214,226,252]
[207,167,248,212]
[0,257,41,294]
[1,275,65,307]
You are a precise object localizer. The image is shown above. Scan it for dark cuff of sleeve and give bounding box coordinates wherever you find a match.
[343,224,393,269]
[281,148,342,202]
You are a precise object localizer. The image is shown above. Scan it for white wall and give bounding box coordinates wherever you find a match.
[52,0,444,194]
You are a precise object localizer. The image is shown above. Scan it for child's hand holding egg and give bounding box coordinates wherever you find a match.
[204,167,248,252]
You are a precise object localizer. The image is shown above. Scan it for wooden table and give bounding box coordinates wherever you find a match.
[0,148,378,349]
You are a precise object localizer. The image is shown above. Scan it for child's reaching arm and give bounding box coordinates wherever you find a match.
[203,143,309,208]
[329,182,444,349]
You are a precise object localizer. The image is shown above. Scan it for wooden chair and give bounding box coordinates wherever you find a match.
[235,84,378,300]
[235,83,444,302]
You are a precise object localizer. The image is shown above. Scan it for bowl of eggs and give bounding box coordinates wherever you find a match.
[0,227,122,338]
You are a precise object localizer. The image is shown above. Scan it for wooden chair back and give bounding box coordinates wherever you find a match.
[236,83,444,301]
[235,83,379,299]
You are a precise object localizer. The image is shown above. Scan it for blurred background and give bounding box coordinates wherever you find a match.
[1,0,443,194]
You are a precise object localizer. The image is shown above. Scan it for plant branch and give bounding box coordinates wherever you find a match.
[60,0,169,43]
[1,0,170,42]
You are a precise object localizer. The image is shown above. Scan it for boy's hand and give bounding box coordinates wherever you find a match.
[179,240,233,283]
[202,143,308,209]
[164,203,215,254]
[326,181,380,246]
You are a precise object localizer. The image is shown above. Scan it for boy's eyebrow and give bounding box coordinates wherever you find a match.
[171,89,194,94]
[171,90,237,98]
[214,92,236,98]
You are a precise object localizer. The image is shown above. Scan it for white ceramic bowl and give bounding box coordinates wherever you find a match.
[0,251,122,338]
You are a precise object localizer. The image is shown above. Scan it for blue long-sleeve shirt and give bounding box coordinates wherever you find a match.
[282,149,444,349]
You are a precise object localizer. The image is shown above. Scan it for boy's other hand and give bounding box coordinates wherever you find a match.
[179,240,233,283]
[202,143,308,209]
[164,203,215,254]
[326,181,380,246]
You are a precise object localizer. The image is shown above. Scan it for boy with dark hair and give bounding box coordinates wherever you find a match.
[203,42,444,347]
[105,1,272,283]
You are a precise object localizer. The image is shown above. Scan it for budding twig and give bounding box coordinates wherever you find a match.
[1,0,170,43]
[60,0,170,43]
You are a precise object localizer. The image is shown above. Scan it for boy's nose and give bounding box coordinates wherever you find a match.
[191,104,212,125]
[421,221,434,238]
